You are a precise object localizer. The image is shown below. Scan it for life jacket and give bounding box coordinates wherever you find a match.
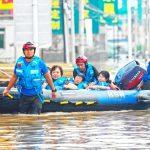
[97,81,110,87]
[76,82,87,89]
[74,64,97,84]
[46,76,67,90]
[65,77,87,89]
[15,56,44,93]
[115,61,146,90]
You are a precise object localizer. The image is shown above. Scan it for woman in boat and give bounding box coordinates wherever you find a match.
[87,70,118,90]
[64,73,87,90]
[137,61,150,90]
[73,56,99,86]
[45,65,68,90]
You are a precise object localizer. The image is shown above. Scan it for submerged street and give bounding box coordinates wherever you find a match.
[0,110,150,149]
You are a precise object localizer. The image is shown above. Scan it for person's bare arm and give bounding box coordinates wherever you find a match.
[44,72,56,91]
[64,83,78,90]
[44,72,57,99]
[3,74,17,95]
[110,82,119,90]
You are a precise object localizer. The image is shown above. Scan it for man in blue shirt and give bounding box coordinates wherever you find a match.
[3,42,56,114]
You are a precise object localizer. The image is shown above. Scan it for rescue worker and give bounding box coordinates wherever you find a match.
[73,56,99,86]
[3,42,56,114]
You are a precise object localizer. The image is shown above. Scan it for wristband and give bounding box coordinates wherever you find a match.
[52,89,57,92]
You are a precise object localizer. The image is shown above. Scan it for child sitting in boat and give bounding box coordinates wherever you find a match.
[64,73,87,90]
[87,71,118,90]
[45,65,68,90]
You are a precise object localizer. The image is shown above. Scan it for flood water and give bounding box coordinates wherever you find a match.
[0,110,150,149]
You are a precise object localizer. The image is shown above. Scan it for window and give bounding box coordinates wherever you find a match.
[0,28,5,49]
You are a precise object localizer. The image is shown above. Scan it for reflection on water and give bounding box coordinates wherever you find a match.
[0,110,150,149]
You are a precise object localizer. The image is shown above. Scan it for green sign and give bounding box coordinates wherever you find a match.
[51,0,63,34]
[52,0,128,35]
[116,0,127,15]
[99,0,119,25]
[74,1,79,34]
[89,0,100,34]
[74,0,100,34]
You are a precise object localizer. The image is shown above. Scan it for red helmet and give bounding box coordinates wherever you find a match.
[22,42,36,51]
[76,56,88,64]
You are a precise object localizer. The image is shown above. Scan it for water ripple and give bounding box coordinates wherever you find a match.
[0,110,150,149]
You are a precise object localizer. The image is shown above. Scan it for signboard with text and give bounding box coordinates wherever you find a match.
[51,0,63,34]
[0,0,13,17]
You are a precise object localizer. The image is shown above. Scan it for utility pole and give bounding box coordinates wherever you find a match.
[70,0,76,63]
[32,0,39,56]
[144,0,150,62]
[127,0,132,61]
[63,0,70,63]
[79,0,85,56]
[148,1,150,58]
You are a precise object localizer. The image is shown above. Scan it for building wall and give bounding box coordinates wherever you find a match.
[0,18,14,62]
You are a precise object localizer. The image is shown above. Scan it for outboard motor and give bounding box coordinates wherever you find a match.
[115,61,146,90]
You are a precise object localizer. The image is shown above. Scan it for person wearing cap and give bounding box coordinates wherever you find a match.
[73,56,99,86]
[3,42,56,114]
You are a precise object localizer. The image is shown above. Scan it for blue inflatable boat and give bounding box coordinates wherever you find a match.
[0,87,150,113]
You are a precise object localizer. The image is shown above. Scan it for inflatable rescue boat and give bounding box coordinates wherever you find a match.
[0,87,150,113]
